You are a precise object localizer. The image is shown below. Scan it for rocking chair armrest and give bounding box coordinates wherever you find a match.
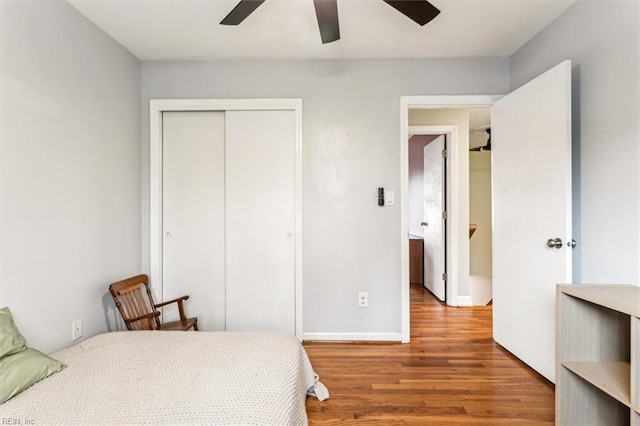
[155,295,190,321]
[154,295,190,308]
[128,311,160,322]
[126,311,161,325]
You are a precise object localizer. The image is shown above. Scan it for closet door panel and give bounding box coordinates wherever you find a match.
[162,111,226,331]
[225,110,296,334]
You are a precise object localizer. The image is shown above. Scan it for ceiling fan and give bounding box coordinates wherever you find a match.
[220,0,441,44]
[470,127,491,152]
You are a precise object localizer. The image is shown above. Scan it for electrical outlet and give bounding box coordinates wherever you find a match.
[358,292,368,307]
[72,319,83,341]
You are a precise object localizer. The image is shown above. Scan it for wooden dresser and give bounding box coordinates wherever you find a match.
[409,239,423,284]
[556,284,640,425]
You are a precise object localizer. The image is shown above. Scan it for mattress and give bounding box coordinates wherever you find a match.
[1,331,327,425]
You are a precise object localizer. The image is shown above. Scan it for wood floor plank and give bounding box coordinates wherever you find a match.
[305,283,555,424]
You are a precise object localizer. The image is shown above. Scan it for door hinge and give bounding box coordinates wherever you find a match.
[442,211,448,220]
[442,272,447,281]
[442,149,447,158]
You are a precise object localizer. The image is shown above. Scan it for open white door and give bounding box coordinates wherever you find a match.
[423,135,446,302]
[492,60,572,382]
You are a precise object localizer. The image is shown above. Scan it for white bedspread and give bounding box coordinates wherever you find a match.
[1,331,327,425]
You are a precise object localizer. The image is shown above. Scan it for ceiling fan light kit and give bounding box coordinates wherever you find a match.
[220,0,441,44]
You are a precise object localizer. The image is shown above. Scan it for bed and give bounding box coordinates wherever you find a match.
[1,330,328,425]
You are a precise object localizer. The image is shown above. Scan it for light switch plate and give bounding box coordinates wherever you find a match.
[385,191,395,206]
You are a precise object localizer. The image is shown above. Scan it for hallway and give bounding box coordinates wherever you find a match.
[304,282,555,424]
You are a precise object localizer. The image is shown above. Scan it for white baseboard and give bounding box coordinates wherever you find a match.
[457,296,474,307]
[302,332,403,342]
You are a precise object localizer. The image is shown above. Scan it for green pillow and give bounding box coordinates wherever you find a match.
[0,307,66,404]
[0,307,27,358]
[0,347,66,403]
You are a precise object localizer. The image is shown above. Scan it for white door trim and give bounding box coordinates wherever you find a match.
[400,95,501,343]
[150,98,304,339]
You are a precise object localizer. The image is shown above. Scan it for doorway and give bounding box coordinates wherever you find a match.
[407,109,493,309]
[399,96,500,343]
[408,133,447,303]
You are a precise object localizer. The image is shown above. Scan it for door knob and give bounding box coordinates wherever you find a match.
[420,221,428,226]
[567,239,577,248]
[546,238,562,249]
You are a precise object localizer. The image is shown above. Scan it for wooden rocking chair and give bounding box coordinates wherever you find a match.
[109,274,198,331]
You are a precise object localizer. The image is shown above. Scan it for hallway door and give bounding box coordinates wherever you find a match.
[423,135,446,302]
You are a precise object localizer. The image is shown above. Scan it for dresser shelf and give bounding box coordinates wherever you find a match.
[556,284,640,426]
[561,361,630,406]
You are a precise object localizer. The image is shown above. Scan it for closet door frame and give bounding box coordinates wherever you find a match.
[149,99,303,339]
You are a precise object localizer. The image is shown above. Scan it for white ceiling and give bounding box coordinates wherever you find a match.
[67,0,577,61]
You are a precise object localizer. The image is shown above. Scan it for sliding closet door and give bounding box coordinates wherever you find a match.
[225,110,296,334]
[162,111,226,331]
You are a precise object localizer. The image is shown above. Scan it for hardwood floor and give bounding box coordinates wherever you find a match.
[304,283,555,425]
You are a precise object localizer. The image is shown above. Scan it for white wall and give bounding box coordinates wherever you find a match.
[469,152,492,277]
[0,1,142,353]
[408,135,439,237]
[141,59,509,337]
[510,0,640,285]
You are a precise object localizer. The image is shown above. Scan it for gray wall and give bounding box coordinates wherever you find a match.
[0,1,142,353]
[510,0,640,285]
[141,59,509,336]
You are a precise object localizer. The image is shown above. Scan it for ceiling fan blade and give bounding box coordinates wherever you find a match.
[313,0,340,44]
[220,0,266,25]
[383,0,440,26]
